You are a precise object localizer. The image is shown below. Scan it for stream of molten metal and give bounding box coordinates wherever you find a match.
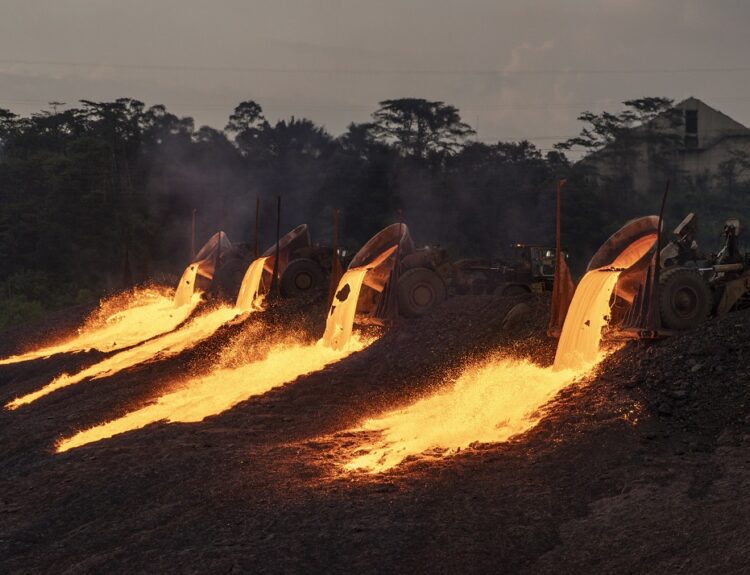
[55,259,374,451]
[7,258,270,409]
[0,288,200,366]
[552,270,621,372]
[56,336,370,452]
[235,257,269,313]
[6,305,241,409]
[173,263,200,308]
[322,268,369,350]
[343,233,659,473]
[321,245,398,350]
[344,268,622,473]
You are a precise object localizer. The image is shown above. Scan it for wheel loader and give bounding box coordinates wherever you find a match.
[452,244,566,298]
[335,223,568,321]
[207,224,339,301]
[582,213,750,339]
[655,213,750,330]
[208,222,566,319]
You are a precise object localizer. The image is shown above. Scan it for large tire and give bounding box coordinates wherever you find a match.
[281,258,326,298]
[397,267,447,317]
[401,251,433,271]
[659,267,712,330]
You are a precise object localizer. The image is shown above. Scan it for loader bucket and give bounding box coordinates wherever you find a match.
[261,223,312,280]
[174,231,234,306]
[587,216,660,272]
[350,223,414,293]
[587,216,660,304]
[329,223,414,322]
[193,231,233,281]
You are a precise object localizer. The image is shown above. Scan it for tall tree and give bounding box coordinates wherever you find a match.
[225,100,267,159]
[371,98,475,158]
[556,97,683,215]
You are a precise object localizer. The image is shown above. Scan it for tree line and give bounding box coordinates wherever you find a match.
[1,96,746,327]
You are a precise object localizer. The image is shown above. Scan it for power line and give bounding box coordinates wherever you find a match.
[0,98,608,112]
[0,98,622,113]
[3,58,750,76]
[5,96,750,114]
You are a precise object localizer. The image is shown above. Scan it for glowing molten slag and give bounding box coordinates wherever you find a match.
[552,270,621,371]
[344,266,623,473]
[8,257,271,409]
[6,305,240,409]
[56,336,370,452]
[610,233,658,269]
[0,288,199,366]
[52,248,377,452]
[235,257,269,312]
[321,244,398,351]
[345,359,584,472]
[322,268,369,350]
[173,264,200,308]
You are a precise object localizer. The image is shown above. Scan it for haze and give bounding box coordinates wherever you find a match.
[2,0,750,152]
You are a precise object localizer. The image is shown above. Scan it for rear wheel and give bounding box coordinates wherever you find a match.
[397,267,447,317]
[659,267,712,330]
[281,258,326,298]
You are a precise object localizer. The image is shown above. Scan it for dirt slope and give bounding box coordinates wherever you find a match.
[0,294,748,574]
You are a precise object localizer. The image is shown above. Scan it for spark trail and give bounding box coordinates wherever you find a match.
[0,288,199,366]
[55,257,375,451]
[345,267,623,473]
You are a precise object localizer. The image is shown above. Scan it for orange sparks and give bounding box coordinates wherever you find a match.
[8,256,270,409]
[54,253,377,451]
[56,336,371,452]
[345,358,588,473]
[0,287,200,366]
[6,305,241,409]
[344,265,623,473]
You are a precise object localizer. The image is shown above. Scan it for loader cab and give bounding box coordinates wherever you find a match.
[716,217,743,266]
[509,244,567,283]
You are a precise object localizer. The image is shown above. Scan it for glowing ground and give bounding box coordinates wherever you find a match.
[1,295,749,573]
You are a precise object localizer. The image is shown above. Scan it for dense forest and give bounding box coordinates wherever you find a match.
[1,96,748,327]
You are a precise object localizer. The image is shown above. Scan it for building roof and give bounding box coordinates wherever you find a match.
[576,97,750,166]
[677,97,747,130]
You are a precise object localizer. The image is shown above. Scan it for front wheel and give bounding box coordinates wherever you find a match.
[280,258,326,298]
[397,267,447,317]
[658,267,712,330]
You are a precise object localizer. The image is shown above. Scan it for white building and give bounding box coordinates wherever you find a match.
[584,98,750,195]
[676,97,750,181]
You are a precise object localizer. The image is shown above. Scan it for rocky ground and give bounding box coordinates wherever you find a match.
[0,291,749,574]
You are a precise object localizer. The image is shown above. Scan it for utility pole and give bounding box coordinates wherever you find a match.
[190,209,197,260]
[268,196,282,297]
[254,195,260,259]
[328,208,343,305]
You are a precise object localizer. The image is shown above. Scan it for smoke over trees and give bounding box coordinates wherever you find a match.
[3,95,738,328]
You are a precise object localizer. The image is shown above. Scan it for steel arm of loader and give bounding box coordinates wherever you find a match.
[716,276,750,316]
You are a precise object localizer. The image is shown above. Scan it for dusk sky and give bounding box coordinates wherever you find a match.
[2,0,750,154]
